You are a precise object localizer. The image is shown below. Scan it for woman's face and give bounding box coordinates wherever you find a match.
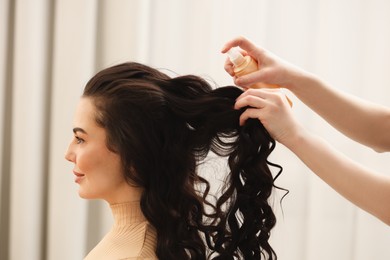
[65,98,135,203]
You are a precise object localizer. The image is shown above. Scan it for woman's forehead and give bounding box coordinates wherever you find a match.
[73,98,102,135]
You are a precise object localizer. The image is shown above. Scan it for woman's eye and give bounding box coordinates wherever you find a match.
[75,136,84,144]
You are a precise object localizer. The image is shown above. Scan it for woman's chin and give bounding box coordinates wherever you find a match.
[78,189,94,199]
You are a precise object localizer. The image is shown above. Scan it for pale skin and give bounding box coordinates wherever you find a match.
[222,36,390,225]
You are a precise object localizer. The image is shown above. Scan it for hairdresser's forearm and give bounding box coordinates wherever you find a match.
[284,130,390,225]
[286,72,390,152]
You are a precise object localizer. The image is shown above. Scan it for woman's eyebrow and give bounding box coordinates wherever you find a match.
[73,127,87,135]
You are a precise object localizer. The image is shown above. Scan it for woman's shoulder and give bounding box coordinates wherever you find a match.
[84,222,157,260]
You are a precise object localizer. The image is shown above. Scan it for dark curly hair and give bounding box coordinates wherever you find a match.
[83,62,283,259]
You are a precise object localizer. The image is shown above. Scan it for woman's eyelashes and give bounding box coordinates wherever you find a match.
[75,136,85,144]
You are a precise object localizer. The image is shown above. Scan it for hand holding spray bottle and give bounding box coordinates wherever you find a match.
[226,48,292,106]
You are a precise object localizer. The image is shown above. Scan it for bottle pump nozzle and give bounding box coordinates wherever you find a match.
[226,48,246,67]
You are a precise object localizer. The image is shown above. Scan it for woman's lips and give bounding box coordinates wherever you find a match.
[73,171,85,183]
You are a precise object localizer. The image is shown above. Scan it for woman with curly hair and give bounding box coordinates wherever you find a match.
[65,62,283,260]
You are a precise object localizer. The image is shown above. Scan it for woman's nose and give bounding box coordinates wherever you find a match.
[64,144,75,163]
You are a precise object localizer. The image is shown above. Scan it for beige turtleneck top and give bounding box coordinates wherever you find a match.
[84,201,157,260]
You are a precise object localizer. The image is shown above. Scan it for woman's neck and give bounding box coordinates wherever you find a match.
[110,201,146,227]
[104,185,143,205]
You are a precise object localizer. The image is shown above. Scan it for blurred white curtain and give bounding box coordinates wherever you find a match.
[1,0,389,259]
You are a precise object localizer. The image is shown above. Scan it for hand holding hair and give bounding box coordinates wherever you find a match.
[234,88,301,145]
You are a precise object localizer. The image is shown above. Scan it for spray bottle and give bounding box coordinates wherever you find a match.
[226,48,292,106]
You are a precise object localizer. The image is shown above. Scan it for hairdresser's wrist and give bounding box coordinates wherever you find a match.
[283,67,318,94]
[278,124,308,150]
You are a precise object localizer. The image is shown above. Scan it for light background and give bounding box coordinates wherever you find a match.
[0,0,390,259]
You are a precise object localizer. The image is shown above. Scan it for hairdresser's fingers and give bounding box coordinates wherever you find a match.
[236,88,277,103]
[224,57,235,76]
[238,99,291,140]
[234,68,271,88]
[238,88,291,106]
[221,36,264,59]
[238,90,299,142]
[236,89,292,120]
[234,91,268,110]
[222,36,268,74]
[239,108,264,126]
[222,40,276,88]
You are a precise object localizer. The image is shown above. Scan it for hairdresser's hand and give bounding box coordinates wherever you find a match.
[222,36,304,89]
[235,88,303,145]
